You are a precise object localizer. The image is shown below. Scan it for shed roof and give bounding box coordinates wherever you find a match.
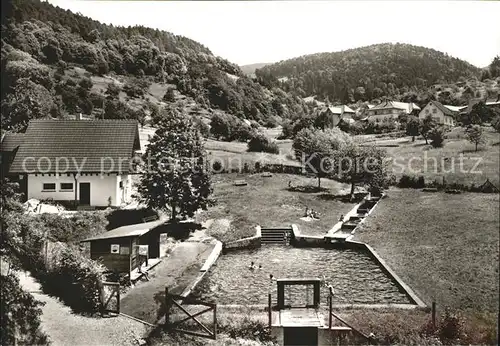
[9,120,141,174]
[83,218,166,242]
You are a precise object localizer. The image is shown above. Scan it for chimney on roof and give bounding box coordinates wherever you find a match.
[76,113,82,120]
[408,103,413,114]
[341,105,345,114]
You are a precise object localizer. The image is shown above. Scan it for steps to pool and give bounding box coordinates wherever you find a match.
[261,227,291,245]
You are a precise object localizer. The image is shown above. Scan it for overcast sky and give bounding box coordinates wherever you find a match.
[48,1,500,68]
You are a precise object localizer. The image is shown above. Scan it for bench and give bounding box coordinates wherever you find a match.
[234,180,248,186]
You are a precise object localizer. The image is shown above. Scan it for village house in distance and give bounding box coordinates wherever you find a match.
[1,119,141,208]
[418,100,460,126]
[366,100,421,121]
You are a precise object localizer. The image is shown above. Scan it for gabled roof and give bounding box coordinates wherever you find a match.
[9,120,140,174]
[83,218,166,242]
[370,101,420,113]
[327,105,355,114]
[0,133,25,152]
[429,101,460,116]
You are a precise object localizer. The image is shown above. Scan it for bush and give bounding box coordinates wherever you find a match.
[42,246,105,314]
[193,118,210,137]
[398,175,426,189]
[163,87,176,102]
[247,133,280,154]
[1,274,49,346]
[429,126,446,148]
[40,212,108,244]
[438,308,465,343]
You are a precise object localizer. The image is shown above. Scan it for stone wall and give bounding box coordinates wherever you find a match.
[223,226,262,252]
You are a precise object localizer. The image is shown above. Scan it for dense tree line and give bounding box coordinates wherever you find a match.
[1,0,312,131]
[256,43,485,104]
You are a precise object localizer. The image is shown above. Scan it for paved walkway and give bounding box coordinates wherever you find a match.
[120,237,217,324]
[18,272,149,346]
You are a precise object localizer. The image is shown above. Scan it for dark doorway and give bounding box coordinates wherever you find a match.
[284,327,318,346]
[79,182,91,205]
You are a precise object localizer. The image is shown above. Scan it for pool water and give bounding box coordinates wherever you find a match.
[192,246,411,306]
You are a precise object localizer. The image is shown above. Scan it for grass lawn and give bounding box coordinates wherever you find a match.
[359,127,500,186]
[205,139,298,174]
[354,188,499,313]
[198,173,357,242]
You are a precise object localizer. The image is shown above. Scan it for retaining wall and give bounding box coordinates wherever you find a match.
[223,226,262,252]
[180,240,223,298]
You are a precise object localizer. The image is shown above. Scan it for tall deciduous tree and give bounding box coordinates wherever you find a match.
[419,115,437,144]
[465,125,485,152]
[137,107,212,220]
[406,115,420,142]
[334,143,389,200]
[293,128,350,189]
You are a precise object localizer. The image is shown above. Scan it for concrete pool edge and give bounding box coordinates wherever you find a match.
[214,303,423,310]
[179,240,223,298]
[347,240,427,309]
[223,226,262,252]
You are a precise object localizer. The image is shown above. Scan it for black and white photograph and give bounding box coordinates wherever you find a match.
[1,1,499,345]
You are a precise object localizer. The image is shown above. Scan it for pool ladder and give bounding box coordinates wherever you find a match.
[260,228,290,245]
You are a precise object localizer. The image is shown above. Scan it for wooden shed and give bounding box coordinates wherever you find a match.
[82,219,166,274]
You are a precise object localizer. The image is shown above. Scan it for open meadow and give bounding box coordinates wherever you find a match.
[198,173,357,242]
[357,127,500,187]
[355,188,499,314]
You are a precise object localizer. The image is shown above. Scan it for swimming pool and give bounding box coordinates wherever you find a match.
[192,246,411,306]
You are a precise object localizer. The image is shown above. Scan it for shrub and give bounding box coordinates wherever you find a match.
[1,274,49,346]
[429,126,446,148]
[398,175,426,189]
[40,212,108,244]
[163,87,176,102]
[233,123,255,141]
[193,118,210,137]
[42,246,105,314]
[438,308,465,344]
[247,133,279,154]
[212,160,223,173]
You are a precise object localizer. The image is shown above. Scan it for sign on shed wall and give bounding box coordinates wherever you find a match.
[110,244,120,254]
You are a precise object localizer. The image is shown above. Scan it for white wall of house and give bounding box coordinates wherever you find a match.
[368,108,401,121]
[418,103,455,126]
[26,173,133,207]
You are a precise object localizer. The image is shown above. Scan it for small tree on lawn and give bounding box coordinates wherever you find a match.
[419,115,437,144]
[406,115,420,142]
[429,125,446,148]
[137,107,212,221]
[465,125,485,152]
[333,142,389,200]
[293,128,350,189]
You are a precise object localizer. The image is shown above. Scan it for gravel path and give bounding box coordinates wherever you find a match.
[18,272,150,346]
[120,238,216,324]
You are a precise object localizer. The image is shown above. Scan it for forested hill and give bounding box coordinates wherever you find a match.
[1,0,310,132]
[255,43,483,103]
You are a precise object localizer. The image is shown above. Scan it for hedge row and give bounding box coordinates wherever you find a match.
[396,174,499,193]
[4,212,106,314]
[211,161,304,175]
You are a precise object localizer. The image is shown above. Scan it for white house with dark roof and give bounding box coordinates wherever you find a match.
[2,119,141,208]
[367,100,421,121]
[313,105,356,128]
[419,101,459,126]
